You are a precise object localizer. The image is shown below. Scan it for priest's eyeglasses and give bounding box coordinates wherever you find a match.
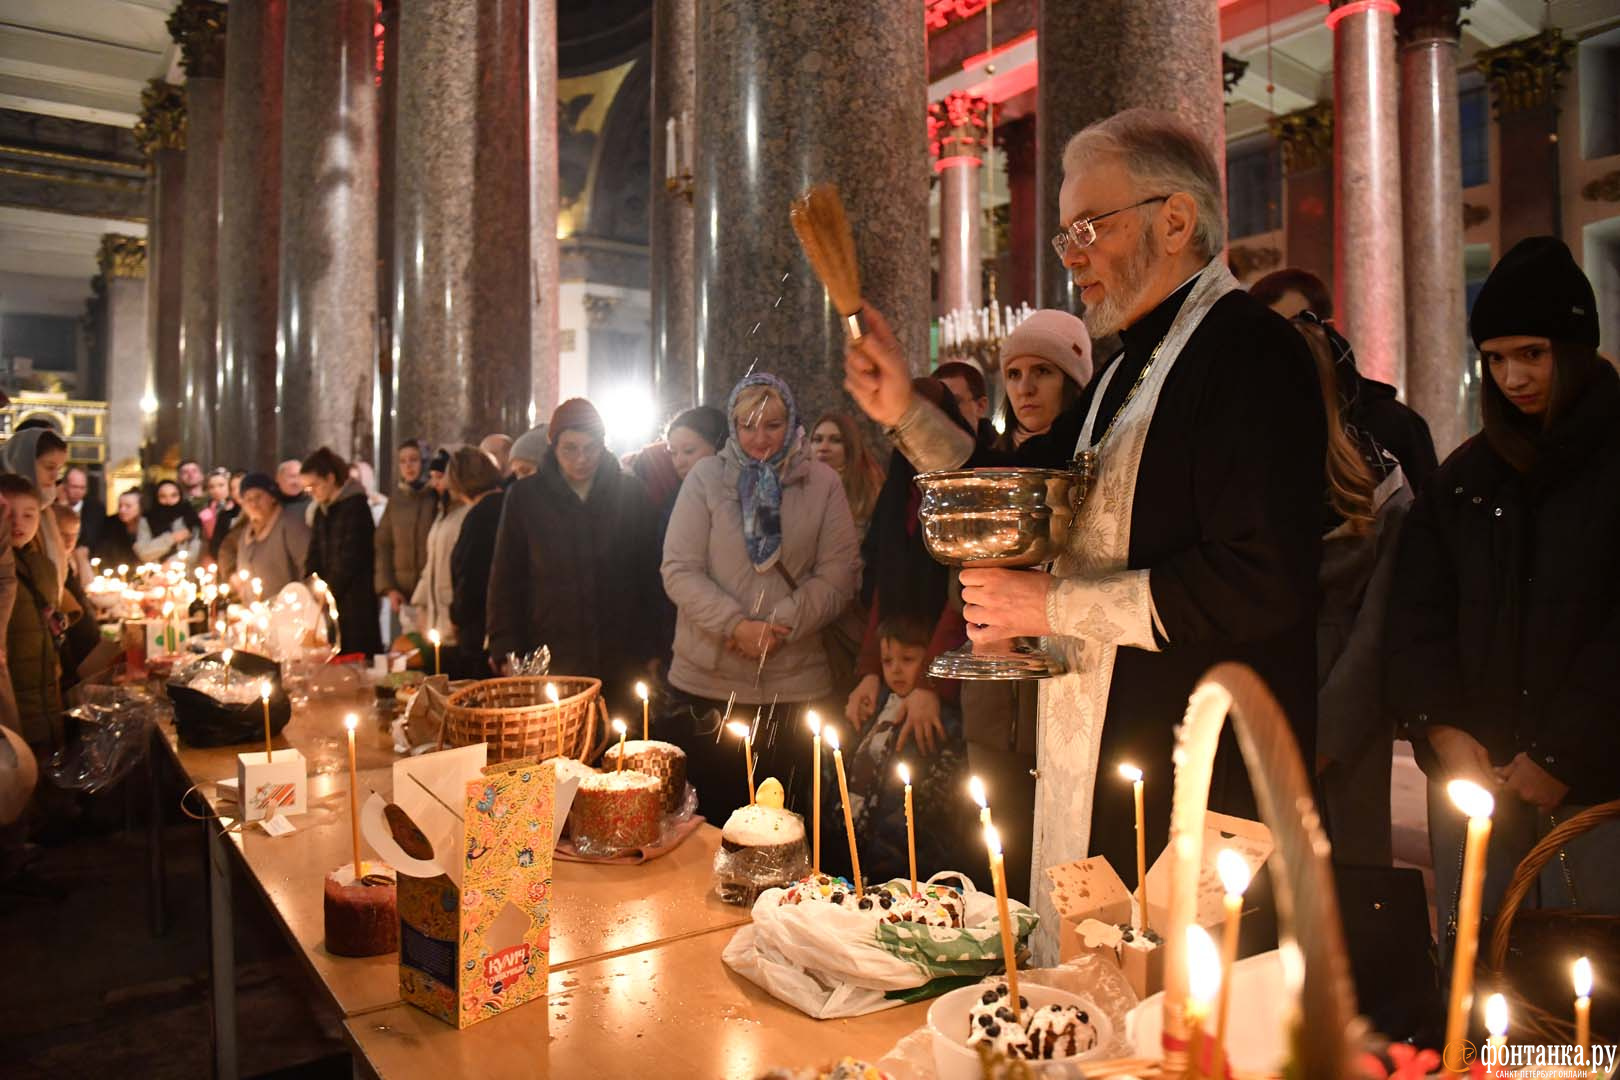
[1050,196,1169,259]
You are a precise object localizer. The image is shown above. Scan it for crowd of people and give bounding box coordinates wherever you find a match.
[0,109,1614,1002]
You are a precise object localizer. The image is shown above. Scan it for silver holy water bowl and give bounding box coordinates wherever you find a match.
[914,453,1096,680]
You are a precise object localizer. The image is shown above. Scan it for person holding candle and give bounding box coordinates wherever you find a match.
[660,373,860,821]
[1385,237,1620,969]
[301,448,384,657]
[233,473,311,598]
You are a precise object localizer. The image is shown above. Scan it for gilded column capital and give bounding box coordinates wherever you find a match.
[1268,102,1334,175]
[168,0,228,79]
[928,91,993,168]
[98,234,148,280]
[1395,0,1466,44]
[1477,30,1574,115]
[133,79,187,158]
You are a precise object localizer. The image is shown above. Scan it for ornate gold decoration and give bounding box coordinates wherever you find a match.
[1477,30,1574,115]
[167,0,228,79]
[1229,244,1282,280]
[133,80,186,158]
[98,235,147,280]
[1269,103,1334,175]
[928,92,993,164]
[1463,202,1491,228]
[1222,53,1250,98]
[1582,171,1620,203]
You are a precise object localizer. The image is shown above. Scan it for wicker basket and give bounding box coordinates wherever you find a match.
[442,675,605,763]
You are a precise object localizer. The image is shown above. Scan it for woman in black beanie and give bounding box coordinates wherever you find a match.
[1384,236,1620,969]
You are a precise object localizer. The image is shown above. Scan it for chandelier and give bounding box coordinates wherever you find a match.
[937,274,1033,373]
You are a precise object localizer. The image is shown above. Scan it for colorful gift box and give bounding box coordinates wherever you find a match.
[234,748,308,822]
[382,752,557,1029]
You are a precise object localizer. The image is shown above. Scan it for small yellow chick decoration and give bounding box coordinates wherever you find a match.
[756,776,785,810]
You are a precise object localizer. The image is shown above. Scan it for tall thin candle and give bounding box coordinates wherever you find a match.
[969,775,991,830]
[807,711,822,873]
[260,680,273,759]
[826,728,863,898]
[1485,992,1508,1076]
[612,718,627,773]
[984,823,1020,1018]
[726,720,755,804]
[898,762,917,895]
[1119,762,1147,930]
[1185,924,1222,1079]
[221,647,234,691]
[343,713,363,879]
[1444,779,1496,1055]
[427,628,441,676]
[635,681,650,741]
[1212,849,1252,1080]
[545,682,560,758]
[1574,957,1592,1078]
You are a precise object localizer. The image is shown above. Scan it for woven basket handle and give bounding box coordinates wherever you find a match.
[1486,797,1620,972]
[578,697,608,762]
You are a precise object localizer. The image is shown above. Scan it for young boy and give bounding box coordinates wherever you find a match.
[840,615,974,888]
[2,474,64,754]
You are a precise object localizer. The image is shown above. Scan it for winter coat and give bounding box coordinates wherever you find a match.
[1385,363,1620,805]
[0,539,17,738]
[411,502,468,644]
[135,516,200,564]
[662,441,860,704]
[9,541,62,745]
[450,490,503,672]
[237,504,311,597]
[486,453,662,689]
[306,478,383,656]
[374,483,435,598]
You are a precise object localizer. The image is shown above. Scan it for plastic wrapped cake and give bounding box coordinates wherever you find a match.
[713,778,809,906]
[568,768,662,857]
[600,739,688,815]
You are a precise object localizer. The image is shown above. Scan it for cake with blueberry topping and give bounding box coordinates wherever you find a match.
[962,983,1097,1062]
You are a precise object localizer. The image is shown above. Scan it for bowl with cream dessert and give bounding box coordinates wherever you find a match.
[713,777,810,906]
[928,981,1108,1079]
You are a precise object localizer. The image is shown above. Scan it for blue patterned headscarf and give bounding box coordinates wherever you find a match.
[727,372,800,571]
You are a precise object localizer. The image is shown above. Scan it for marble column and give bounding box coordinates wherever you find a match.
[377,0,401,480]
[134,79,186,466]
[1479,31,1574,250]
[695,0,929,412]
[169,0,227,466]
[1036,0,1225,312]
[1270,103,1336,289]
[99,236,150,471]
[650,0,696,416]
[1002,116,1038,309]
[395,0,532,445]
[931,92,990,318]
[1329,0,1406,392]
[528,0,560,425]
[277,0,378,461]
[217,0,284,472]
[1398,0,1468,457]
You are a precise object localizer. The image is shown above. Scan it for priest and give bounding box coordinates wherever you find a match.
[845,108,1326,961]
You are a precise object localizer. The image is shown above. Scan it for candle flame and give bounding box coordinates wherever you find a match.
[969,775,987,809]
[222,648,233,665]
[612,718,627,737]
[1447,778,1496,820]
[806,710,821,736]
[897,762,911,786]
[635,681,649,701]
[1217,848,1252,897]
[343,713,359,732]
[1117,762,1143,783]
[1575,956,1593,998]
[984,822,1002,858]
[1485,992,1508,1038]
[260,680,271,702]
[427,628,441,645]
[824,728,840,752]
[1186,924,1222,1005]
[545,682,559,704]
[726,720,751,740]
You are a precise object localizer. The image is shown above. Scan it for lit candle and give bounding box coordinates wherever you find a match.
[221,647,234,690]
[984,822,1021,1018]
[1118,762,1147,930]
[825,728,862,898]
[1184,924,1222,1079]
[898,761,917,895]
[1485,992,1508,1076]
[162,600,177,655]
[343,713,363,879]
[612,718,627,772]
[117,563,129,581]
[545,682,560,759]
[260,680,273,759]
[726,719,754,805]
[807,711,822,873]
[1574,957,1592,1077]
[1444,779,1496,1056]
[635,681,650,741]
[969,775,991,829]
[427,627,441,676]
[1211,849,1252,1080]
[251,576,263,601]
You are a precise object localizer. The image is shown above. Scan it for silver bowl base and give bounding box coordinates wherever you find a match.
[927,641,1067,681]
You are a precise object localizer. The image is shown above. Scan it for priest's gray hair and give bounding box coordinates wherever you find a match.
[1062,108,1226,259]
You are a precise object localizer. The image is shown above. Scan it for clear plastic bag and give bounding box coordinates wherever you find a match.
[48,684,169,793]
[711,810,811,907]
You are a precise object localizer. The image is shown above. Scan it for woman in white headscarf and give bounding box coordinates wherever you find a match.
[0,428,70,600]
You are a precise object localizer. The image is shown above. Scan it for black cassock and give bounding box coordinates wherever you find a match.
[970,278,1326,881]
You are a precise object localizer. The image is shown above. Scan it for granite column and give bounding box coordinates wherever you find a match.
[395,0,532,446]
[277,0,378,462]
[1398,0,1468,457]
[1329,0,1406,391]
[134,80,186,466]
[1036,0,1225,312]
[527,0,560,427]
[217,0,285,472]
[169,0,227,466]
[377,0,401,481]
[100,236,150,472]
[695,0,929,412]
[650,0,695,416]
[932,92,990,318]
[1270,103,1336,291]
[1479,32,1574,250]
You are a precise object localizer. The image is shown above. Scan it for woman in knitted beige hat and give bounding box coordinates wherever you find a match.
[994,309,1094,455]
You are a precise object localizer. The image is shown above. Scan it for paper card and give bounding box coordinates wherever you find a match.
[1144,811,1272,932]
[236,748,308,822]
[260,813,296,837]
[393,743,486,889]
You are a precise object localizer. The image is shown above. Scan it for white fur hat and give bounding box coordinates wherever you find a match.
[998,309,1093,389]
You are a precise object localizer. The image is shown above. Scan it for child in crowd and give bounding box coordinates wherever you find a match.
[840,615,974,889]
[2,475,63,757]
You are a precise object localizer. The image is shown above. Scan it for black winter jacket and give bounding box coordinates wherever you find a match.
[1385,364,1620,805]
[449,490,503,670]
[305,480,383,656]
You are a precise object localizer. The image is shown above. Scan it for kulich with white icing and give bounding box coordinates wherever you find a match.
[601,739,687,815]
[568,768,662,856]
[714,799,809,907]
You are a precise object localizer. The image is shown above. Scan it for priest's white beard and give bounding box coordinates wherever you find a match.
[1077,222,1158,341]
